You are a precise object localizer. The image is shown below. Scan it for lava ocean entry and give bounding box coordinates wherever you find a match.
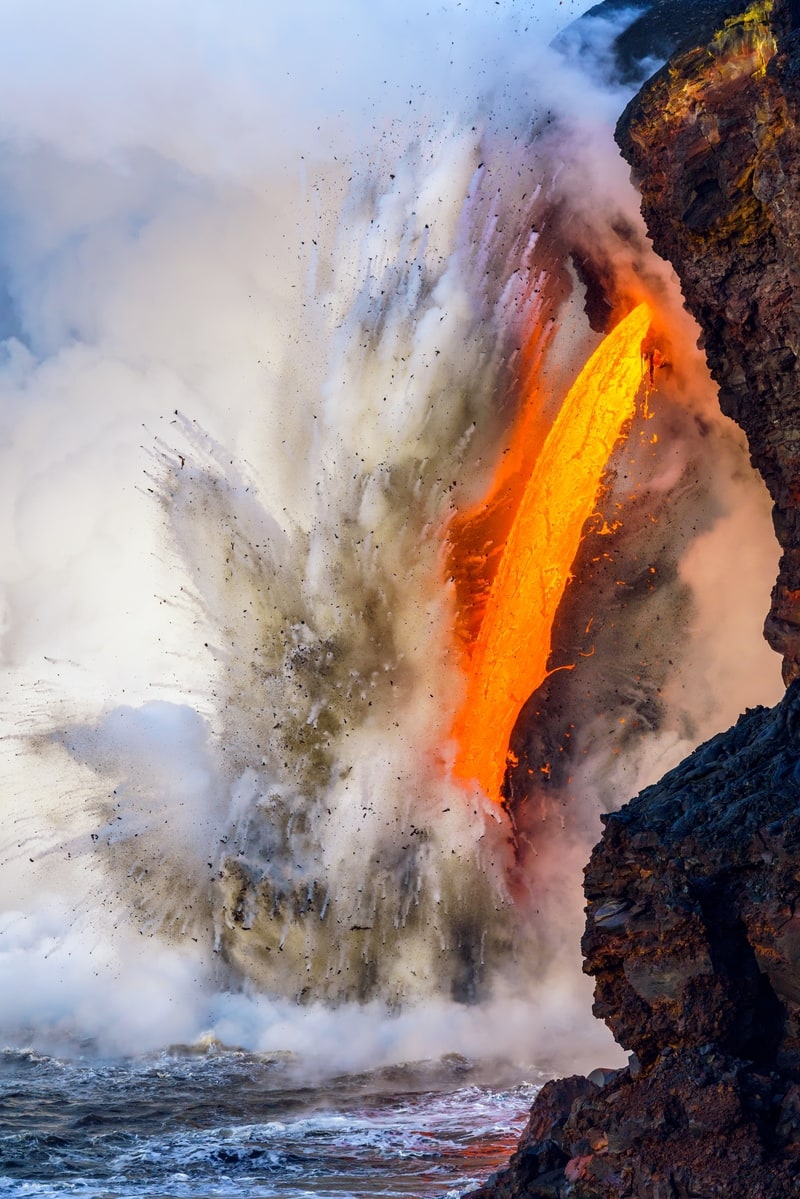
[450,301,654,804]
[2,0,799,1191]
[0,0,782,1063]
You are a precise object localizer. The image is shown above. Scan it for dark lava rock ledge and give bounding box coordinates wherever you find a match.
[469,685,800,1197]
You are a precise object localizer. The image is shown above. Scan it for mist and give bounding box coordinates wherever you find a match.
[0,0,783,1068]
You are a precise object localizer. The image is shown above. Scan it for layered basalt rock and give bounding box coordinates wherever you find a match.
[582,696,800,1075]
[617,0,800,681]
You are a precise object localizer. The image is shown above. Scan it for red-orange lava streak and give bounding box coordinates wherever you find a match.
[452,303,653,802]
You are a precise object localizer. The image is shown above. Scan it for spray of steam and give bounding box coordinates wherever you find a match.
[0,1,783,1065]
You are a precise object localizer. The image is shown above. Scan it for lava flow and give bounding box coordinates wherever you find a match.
[451,302,653,803]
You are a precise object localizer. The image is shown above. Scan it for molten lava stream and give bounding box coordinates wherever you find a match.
[451,302,653,802]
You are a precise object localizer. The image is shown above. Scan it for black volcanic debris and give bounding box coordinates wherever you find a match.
[467,0,800,1194]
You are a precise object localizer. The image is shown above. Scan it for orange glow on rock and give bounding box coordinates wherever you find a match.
[451,302,653,802]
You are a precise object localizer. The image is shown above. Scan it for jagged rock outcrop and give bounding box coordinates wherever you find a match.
[471,686,800,1198]
[470,1050,800,1197]
[617,0,800,682]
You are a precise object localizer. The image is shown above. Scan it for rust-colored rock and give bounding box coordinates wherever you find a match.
[471,1045,798,1198]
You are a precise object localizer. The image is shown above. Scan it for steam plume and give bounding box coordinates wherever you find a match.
[0,1,782,1067]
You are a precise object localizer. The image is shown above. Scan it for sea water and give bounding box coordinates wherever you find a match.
[0,1049,541,1199]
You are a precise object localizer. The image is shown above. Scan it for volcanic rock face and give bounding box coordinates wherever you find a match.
[467,1,800,1195]
[583,699,798,1075]
[617,0,800,682]
[472,688,800,1196]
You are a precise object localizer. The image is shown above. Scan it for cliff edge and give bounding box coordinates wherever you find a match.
[618,0,800,682]
[470,687,800,1197]
[467,1,800,1194]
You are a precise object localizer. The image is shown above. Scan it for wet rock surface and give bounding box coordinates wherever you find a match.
[470,1050,800,1197]
[470,686,800,1196]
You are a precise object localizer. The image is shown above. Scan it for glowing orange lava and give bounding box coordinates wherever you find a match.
[451,302,653,802]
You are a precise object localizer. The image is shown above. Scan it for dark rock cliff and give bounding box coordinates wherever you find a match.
[466,0,800,1195]
[470,688,800,1197]
[618,0,800,682]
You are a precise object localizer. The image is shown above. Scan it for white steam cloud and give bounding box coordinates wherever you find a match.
[0,0,783,1070]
